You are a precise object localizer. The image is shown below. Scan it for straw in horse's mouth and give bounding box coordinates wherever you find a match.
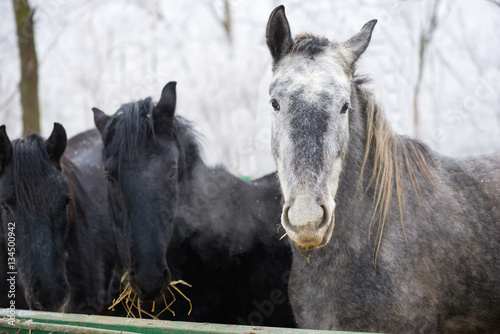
[108,269,192,319]
[277,224,289,240]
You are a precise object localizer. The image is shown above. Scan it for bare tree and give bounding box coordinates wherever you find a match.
[222,0,232,43]
[12,0,40,135]
[206,0,232,44]
[412,0,441,139]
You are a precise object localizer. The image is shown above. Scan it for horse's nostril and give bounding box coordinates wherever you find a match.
[31,284,40,300]
[128,269,136,279]
[283,205,290,221]
[61,281,70,293]
[317,205,328,228]
[282,204,295,230]
[163,268,171,284]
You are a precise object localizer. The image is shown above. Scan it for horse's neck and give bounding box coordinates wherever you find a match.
[177,161,281,252]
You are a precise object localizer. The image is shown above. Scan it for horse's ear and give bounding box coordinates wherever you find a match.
[45,123,67,163]
[153,81,177,137]
[92,107,110,136]
[266,5,293,65]
[343,19,377,62]
[0,125,12,173]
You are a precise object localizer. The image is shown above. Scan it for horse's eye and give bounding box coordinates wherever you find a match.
[65,196,72,206]
[1,202,9,211]
[105,175,115,185]
[340,102,349,114]
[167,168,177,183]
[270,98,280,112]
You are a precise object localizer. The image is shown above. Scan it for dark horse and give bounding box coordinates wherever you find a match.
[92,82,294,326]
[265,5,500,333]
[0,123,116,313]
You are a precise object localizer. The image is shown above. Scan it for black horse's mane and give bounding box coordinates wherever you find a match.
[61,157,90,226]
[11,135,87,223]
[102,97,202,181]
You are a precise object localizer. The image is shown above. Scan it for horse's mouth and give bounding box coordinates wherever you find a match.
[131,280,167,303]
[286,215,335,252]
[294,241,324,251]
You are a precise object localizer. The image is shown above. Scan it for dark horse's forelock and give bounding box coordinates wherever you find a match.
[103,97,202,180]
[11,135,86,223]
[102,97,155,170]
[12,135,62,215]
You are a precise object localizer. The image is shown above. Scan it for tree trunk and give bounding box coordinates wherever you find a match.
[222,0,232,44]
[12,0,40,136]
[412,0,441,140]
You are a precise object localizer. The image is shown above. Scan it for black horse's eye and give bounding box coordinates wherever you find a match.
[270,98,280,112]
[105,174,115,185]
[167,168,177,182]
[340,102,349,114]
[65,196,72,206]
[1,202,9,211]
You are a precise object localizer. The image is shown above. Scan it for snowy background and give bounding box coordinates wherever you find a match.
[1,0,499,178]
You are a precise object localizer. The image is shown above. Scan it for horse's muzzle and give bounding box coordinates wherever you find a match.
[281,201,335,250]
[28,280,70,312]
[130,267,171,302]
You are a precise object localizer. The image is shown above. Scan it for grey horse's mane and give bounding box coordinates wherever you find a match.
[356,81,436,260]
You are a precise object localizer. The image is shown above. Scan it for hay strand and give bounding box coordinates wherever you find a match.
[108,270,192,320]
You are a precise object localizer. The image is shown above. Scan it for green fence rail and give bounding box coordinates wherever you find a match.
[0,309,372,334]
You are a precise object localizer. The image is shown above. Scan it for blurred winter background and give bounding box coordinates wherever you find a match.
[1,0,499,178]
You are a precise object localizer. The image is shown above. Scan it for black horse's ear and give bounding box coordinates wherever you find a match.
[45,123,67,163]
[343,19,377,62]
[0,125,12,173]
[153,81,177,137]
[266,5,293,65]
[92,107,111,136]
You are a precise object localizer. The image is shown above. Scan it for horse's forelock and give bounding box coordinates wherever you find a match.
[103,97,203,182]
[288,33,351,76]
[291,33,330,57]
[104,98,155,169]
[12,135,61,214]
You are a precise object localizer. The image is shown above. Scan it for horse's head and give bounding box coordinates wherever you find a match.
[93,82,179,302]
[0,124,71,311]
[266,6,376,251]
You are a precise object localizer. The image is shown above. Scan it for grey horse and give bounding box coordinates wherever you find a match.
[265,5,500,333]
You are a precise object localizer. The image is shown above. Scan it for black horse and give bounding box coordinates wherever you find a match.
[92,82,294,327]
[0,123,116,314]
